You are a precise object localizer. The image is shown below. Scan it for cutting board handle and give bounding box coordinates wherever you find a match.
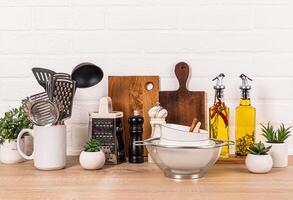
[175,62,189,92]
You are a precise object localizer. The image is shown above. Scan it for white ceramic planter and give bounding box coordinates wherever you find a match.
[245,154,273,174]
[79,151,105,170]
[0,139,24,164]
[267,143,288,168]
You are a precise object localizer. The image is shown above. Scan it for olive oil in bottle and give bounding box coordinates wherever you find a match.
[235,74,256,157]
[209,73,229,159]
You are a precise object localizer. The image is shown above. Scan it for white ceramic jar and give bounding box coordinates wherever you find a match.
[79,151,106,170]
[245,154,273,174]
[0,139,24,164]
[267,143,288,168]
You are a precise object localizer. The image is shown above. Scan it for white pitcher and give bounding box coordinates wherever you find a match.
[17,125,66,170]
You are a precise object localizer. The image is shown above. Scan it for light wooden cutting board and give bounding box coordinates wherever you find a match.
[108,76,159,156]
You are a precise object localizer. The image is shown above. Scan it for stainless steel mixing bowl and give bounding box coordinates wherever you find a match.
[137,138,233,180]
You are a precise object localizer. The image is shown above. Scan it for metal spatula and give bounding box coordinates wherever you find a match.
[32,68,56,90]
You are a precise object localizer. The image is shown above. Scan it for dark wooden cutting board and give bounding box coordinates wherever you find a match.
[108,76,159,157]
[159,62,207,129]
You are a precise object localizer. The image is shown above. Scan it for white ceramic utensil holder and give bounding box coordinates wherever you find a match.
[17,125,67,170]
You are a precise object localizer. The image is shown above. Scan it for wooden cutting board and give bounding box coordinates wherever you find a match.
[108,76,159,157]
[159,62,207,129]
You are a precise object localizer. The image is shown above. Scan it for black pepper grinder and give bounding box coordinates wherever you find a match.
[128,110,144,163]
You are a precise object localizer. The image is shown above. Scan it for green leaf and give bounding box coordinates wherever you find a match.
[84,138,102,152]
[261,122,292,143]
[248,141,272,155]
[0,106,32,144]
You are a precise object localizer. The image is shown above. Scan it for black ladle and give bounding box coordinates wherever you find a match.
[71,62,104,88]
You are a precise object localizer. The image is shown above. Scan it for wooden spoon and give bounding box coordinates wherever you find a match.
[193,122,202,133]
[189,118,198,132]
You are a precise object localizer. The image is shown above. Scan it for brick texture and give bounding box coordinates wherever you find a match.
[1,1,293,155]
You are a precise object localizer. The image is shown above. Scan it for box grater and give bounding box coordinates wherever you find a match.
[89,97,126,164]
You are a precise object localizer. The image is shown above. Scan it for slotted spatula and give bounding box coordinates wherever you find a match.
[32,68,56,90]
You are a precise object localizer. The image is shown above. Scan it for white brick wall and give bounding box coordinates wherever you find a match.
[1,0,293,155]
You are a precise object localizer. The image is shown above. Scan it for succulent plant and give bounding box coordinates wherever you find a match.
[261,122,292,143]
[248,141,272,155]
[84,138,102,152]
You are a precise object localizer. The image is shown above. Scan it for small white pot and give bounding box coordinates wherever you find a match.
[267,143,288,168]
[79,151,105,170]
[245,154,273,174]
[0,139,24,164]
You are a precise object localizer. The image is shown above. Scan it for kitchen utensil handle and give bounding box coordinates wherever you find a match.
[221,140,235,147]
[175,62,190,91]
[17,129,34,160]
[134,141,145,146]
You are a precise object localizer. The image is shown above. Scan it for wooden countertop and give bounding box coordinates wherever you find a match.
[0,157,293,200]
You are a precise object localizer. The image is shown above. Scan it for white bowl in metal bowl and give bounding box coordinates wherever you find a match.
[160,123,210,146]
[137,138,233,179]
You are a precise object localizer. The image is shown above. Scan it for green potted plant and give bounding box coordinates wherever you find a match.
[79,138,105,170]
[261,122,292,168]
[0,107,32,164]
[245,141,273,174]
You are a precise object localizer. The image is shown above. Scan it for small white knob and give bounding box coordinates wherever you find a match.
[156,109,168,118]
[148,102,168,119]
[133,110,139,116]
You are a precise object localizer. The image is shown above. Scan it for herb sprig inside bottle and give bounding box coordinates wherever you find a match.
[209,73,230,159]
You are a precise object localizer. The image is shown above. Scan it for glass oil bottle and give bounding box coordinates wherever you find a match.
[209,73,229,159]
[235,74,256,157]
